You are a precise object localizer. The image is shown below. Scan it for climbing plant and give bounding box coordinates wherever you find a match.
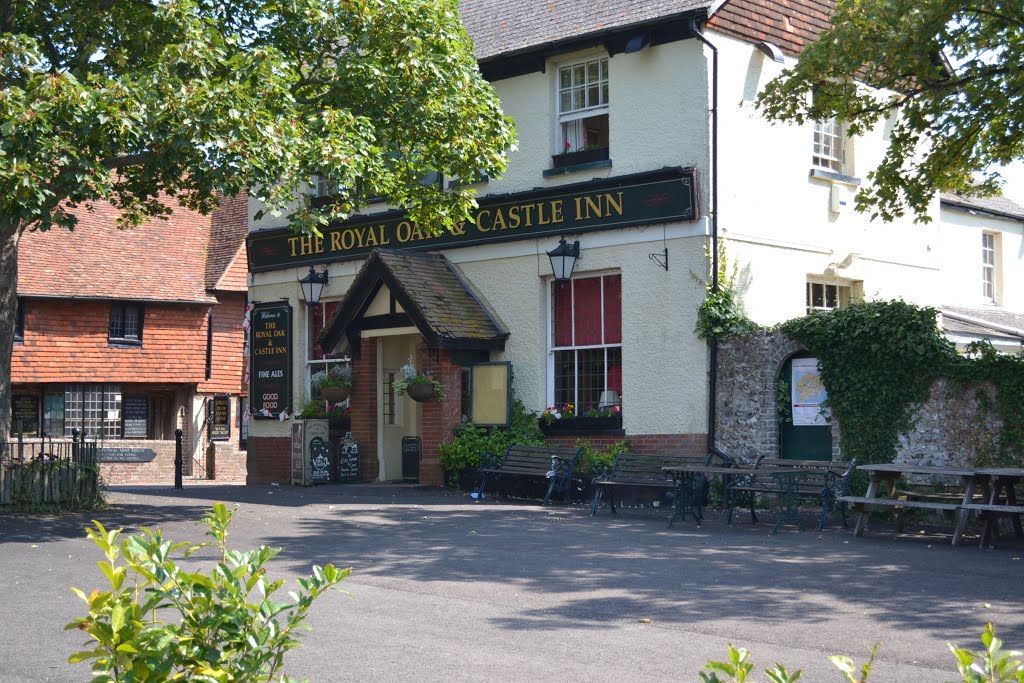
[780,300,958,464]
[695,242,758,341]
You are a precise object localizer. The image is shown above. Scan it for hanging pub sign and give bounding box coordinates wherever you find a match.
[11,395,39,437]
[122,395,148,439]
[249,168,697,271]
[250,302,293,419]
[209,396,231,441]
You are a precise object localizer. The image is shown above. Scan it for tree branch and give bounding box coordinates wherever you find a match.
[103,152,153,170]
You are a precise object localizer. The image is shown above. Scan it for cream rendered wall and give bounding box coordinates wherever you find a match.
[710,30,942,326]
[937,208,1024,310]
[457,232,709,435]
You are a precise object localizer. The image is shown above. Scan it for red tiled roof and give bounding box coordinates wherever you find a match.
[207,194,250,290]
[708,0,837,58]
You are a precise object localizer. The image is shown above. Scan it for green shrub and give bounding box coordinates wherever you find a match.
[575,439,630,475]
[439,399,543,484]
[66,503,348,682]
[700,623,1022,683]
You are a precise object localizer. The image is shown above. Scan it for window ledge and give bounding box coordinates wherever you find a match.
[109,340,143,349]
[809,168,861,186]
[543,158,612,178]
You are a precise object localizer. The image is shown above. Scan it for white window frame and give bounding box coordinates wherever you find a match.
[982,231,997,304]
[305,301,350,401]
[555,56,609,155]
[812,118,845,173]
[545,271,622,410]
[806,278,855,314]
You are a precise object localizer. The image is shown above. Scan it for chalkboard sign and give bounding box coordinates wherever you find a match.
[250,302,292,419]
[11,395,39,437]
[209,395,231,441]
[337,433,359,482]
[122,395,148,439]
[309,436,332,483]
[98,447,156,463]
[401,436,421,482]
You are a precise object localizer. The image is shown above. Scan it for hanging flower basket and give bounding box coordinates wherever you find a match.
[320,386,351,403]
[406,382,439,402]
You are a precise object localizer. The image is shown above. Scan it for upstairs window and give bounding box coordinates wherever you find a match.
[806,280,853,314]
[812,118,845,173]
[14,298,23,344]
[109,303,143,346]
[550,273,622,413]
[556,57,609,164]
[982,232,997,303]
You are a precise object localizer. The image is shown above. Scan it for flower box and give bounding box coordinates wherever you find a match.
[539,415,623,433]
[551,147,610,169]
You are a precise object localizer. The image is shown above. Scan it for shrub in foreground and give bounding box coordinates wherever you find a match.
[66,503,349,682]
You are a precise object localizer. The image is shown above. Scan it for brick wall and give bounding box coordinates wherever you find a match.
[99,440,178,486]
[419,347,462,486]
[246,436,291,485]
[543,433,708,455]
[13,299,209,383]
[351,337,379,481]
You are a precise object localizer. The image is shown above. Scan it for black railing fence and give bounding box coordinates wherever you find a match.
[1,430,100,506]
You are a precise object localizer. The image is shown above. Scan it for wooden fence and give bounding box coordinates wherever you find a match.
[1,431,99,507]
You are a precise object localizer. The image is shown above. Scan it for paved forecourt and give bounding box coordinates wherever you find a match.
[0,484,1021,682]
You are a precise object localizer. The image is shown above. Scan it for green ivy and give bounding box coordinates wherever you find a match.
[780,300,1024,466]
[781,300,956,464]
[695,243,758,342]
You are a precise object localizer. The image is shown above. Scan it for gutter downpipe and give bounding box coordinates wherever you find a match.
[691,18,720,453]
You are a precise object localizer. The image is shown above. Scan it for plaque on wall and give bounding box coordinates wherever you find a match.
[209,396,231,441]
[122,395,148,439]
[98,447,157,463]
[11,395,40,437]
[250,302,292,419]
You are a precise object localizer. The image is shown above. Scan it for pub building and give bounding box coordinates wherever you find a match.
[11,194,251,485]
[246,0,1024,483]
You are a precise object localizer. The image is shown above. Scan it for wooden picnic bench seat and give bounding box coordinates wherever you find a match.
[962,503,1024,548]
[727,457,859,530]
[590,452,718,516]
[476,444,583,506]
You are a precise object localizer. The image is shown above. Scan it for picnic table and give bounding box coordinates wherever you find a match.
[662,464,751,528]
[966,467,1024,547]
[840,463,980,545]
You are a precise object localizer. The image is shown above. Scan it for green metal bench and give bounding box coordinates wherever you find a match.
[476,444,583,506]
[591,452,718,521]
[727,457,859,531]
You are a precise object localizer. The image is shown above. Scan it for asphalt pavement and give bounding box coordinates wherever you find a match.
[1,483,1022,682]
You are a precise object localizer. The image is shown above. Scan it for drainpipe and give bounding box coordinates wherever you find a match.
[690,17,720,453]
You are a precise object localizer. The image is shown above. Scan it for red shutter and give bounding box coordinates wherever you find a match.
[553,281,573,347]
[603,274,621,344]
[573,276,602,345]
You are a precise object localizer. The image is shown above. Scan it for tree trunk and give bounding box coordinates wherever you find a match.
[0,219,21,453]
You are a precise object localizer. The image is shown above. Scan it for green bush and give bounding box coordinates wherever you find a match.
[439,399,543,484]
[575,439,630,475]
[700,623,1022,683]
[66,503,348,682]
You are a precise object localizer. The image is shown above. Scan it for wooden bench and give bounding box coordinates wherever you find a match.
[476,444,583,506]
[962,503,1024,547]
[590,453,717,517]
[727,457,859,530]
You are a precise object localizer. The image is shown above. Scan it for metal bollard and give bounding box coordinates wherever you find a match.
[174,429,183,490]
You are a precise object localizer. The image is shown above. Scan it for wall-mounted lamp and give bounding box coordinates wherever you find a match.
[757,41,785,63]
[298,266,329,306]
[624,33,652,54]
[547,238,580,282]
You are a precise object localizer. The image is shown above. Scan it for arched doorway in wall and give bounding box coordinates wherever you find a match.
[778,352,832,460]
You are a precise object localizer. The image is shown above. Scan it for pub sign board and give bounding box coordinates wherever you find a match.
[249,168,697,272]
[250,302,293,419]
[209,395,231,441]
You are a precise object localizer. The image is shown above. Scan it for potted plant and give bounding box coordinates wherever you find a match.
[312,364,353,403]
[393,358,445,402]
[539,403,622,433]
[296,398,328,419]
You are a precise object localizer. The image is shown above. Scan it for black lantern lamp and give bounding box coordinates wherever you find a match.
[299,266,328,306]
[547,237,580,282]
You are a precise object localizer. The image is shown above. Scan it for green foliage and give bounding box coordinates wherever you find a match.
[696,242,757,342]
[296,399,328,419]
[439,400,543,481]
[781,300,956,464]
[2,458,105,512]
[392,359,445,400]
[949,623,1024,683]
[66,503,349,683]
[947,342,1024,467]
[311,364,352,389]
[756,0,1024,223]
[574,439,630,475]
[702,625,1023,682]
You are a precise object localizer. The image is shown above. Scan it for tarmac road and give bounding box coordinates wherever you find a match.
[1,484,1021,682]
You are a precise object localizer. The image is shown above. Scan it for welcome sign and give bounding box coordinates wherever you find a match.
[249,168,696,272]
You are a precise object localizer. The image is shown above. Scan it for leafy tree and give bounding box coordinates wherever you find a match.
[756,0,1024,223]
[0,0,515,444]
